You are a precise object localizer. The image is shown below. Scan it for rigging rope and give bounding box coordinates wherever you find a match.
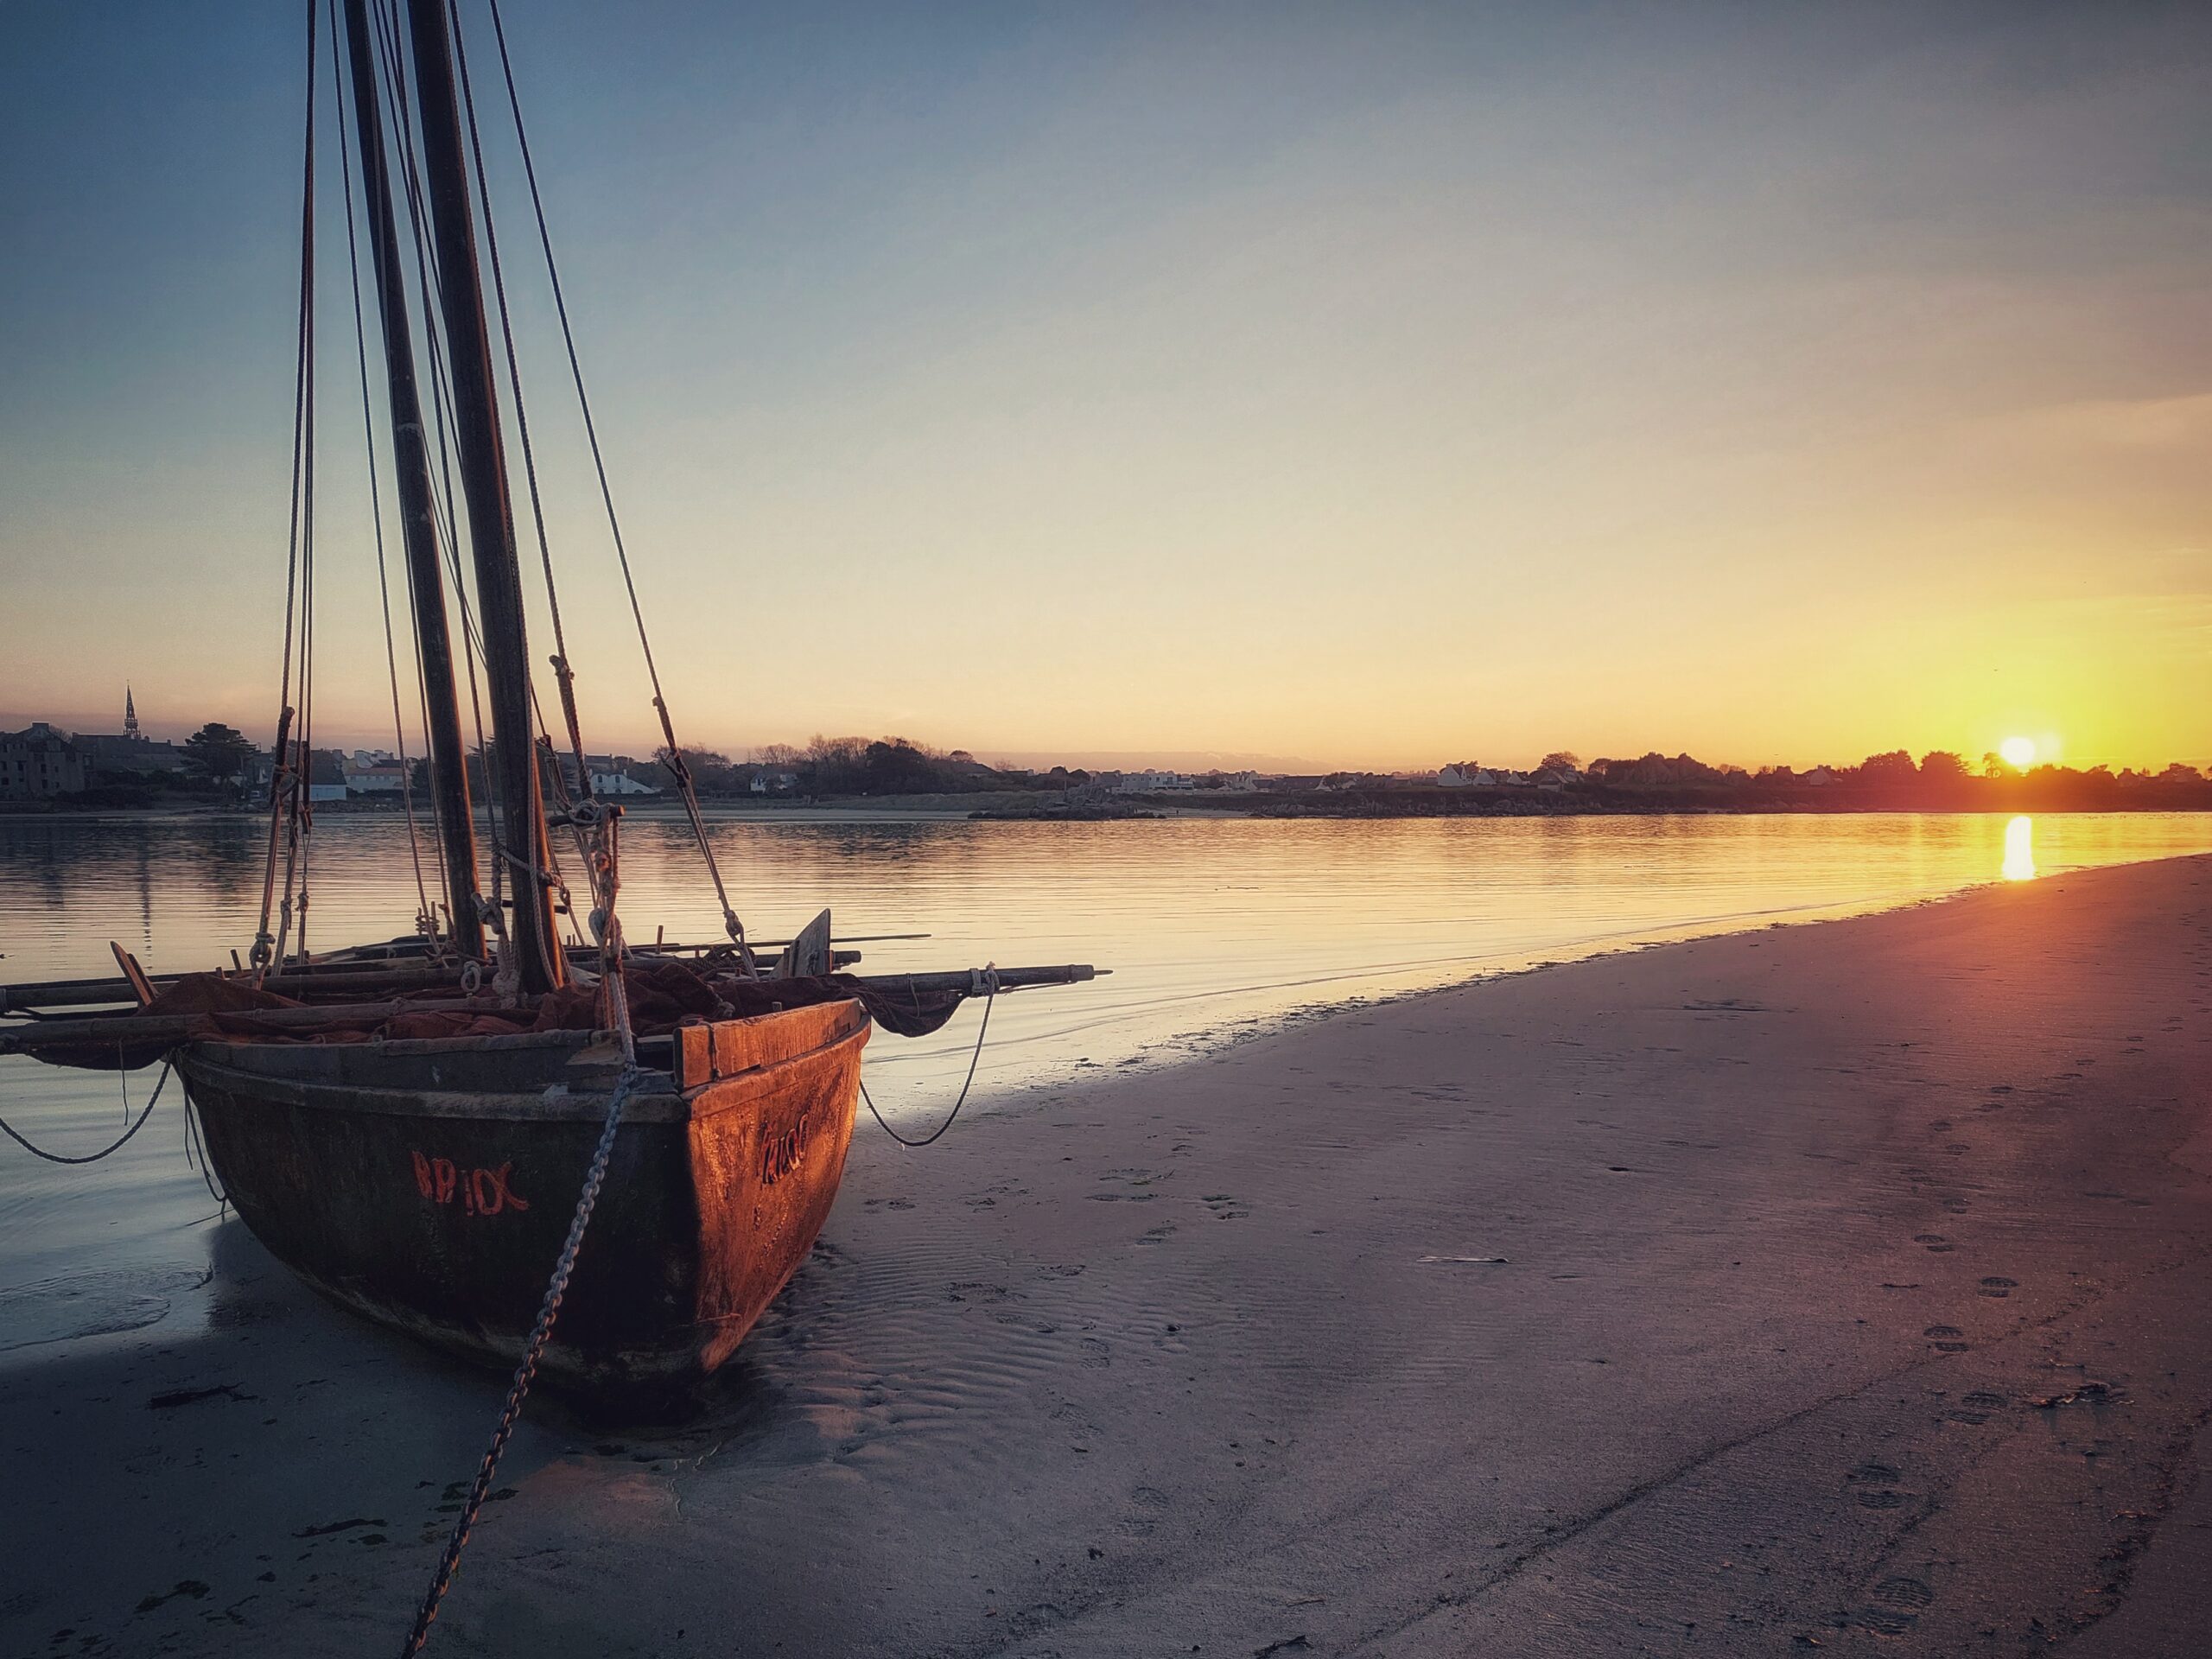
[478,0,759,972]
[861,969,999,1147]
[0,1064,172,1166]
[445,0,596,830]
[371,0,509,950]
[332,0,438,936]
[252,0,322,979]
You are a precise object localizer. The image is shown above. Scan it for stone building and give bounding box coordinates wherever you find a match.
[0,723,88,798]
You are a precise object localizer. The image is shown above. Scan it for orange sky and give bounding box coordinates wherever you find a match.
[3,4,2207,772]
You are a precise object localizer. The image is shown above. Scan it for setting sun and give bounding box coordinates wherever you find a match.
[1999,736,2038,771]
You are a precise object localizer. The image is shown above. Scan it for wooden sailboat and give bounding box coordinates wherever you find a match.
[0,0,1096,1396]
[177,1000,872,1393]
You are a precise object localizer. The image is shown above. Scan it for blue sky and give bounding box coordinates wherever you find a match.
[3,2,2208,769]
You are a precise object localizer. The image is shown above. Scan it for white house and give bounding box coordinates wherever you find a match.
[1437,763,1498,788]
[343,750,407,796]
[1107,769,1186,794]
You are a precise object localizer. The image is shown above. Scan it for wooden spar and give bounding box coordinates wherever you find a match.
[340,0,482,958]
[840,965,1103,995]
[1,951,858,1012]
[0,936,933,1014]
[0,967,461,1011]
[0,965,1103,1052]
[402,0,563,994]
[0,997,514,1052]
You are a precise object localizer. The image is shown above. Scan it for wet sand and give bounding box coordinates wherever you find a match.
[5,855,2210,1656]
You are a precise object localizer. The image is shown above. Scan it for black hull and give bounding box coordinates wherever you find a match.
[175,1002,868,1395]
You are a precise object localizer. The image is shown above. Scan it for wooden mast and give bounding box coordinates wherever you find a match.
[340,0,481,961]
[402,0,564,992]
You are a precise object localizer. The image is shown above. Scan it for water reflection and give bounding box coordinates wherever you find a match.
[5,808,2210,1300]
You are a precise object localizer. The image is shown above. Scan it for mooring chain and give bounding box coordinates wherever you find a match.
[399,1060,639,1656]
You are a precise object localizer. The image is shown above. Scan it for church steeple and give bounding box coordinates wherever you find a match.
[124,685,139,739]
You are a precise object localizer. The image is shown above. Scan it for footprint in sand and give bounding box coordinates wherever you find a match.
[1923,1325,1970,1353]
[1077,1336,1111,1368]
[1862,1576,1935,1632]
[1115,1484,1173,1537]
[1912,1234,1955,1253]
[1978,1276,2018,1299]
[1950,1389,2006,1425]
[1846,1461,1907,1510]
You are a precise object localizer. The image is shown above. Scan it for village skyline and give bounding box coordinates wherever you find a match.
[8,692,2209,810]
[3,683,2202,785]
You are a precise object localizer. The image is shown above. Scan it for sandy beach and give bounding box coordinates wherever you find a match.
[5,854,2209,1656]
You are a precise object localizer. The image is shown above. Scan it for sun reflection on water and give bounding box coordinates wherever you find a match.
[2002,816,2037,881]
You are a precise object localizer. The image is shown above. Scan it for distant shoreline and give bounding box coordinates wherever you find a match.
[6,788,2211,824]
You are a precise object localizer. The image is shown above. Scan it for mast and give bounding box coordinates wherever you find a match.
[402,0,564,991]
[340,0,482,961]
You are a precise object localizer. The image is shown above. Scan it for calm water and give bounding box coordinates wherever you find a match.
[3,810,2209,1327]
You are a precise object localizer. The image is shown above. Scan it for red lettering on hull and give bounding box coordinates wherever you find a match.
[410,1154,529,1217]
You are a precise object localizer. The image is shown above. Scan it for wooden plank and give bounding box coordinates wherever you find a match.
[709,1000,865,1078]
[108,942,156,1008]
[773,909,834,980]
[673,1025,715,1090]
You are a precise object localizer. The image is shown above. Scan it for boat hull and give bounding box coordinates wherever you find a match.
[175,1001,868,1395]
